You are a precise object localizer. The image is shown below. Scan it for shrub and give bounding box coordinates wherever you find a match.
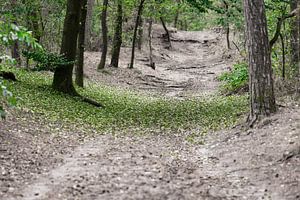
[218,62,249,94]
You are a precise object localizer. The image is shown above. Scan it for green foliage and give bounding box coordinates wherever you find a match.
[0,22,42,49]
[4,66,248,133]
[218,62,248,93]
[0,78,17,119]
[22,50,75,72]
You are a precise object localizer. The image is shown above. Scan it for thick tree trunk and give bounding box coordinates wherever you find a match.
[98,0,109,70]
[76,0,88,87]
[84,0,95,51]
[11,0,21,66]
[290,0,300,75]
[160,17,172,49]
[52,0,81,94]
[110,0,123,68]
[244,0,276,125]
[148,19,155,70]
[129,0,145,69]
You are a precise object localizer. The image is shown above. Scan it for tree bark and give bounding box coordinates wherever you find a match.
[11,0,21,66]
[98,0,109,70]
[84,0,95,51]
[110,0,123,68]
[129,0,145,69]
[243,0,276,125]
[52,0,81,94]
[290,0,300,76]
[76,0,88,87]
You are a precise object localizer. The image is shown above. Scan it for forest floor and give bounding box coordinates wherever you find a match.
[1,26,300,200]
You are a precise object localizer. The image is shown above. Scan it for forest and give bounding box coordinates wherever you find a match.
[0,0,299,199]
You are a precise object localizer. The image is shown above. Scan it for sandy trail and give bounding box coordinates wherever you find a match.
[1,27,299,200]
[9,107,300,200]
[84,28,233,98]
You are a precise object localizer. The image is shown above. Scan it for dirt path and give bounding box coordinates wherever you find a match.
[1,27,299,200]
[84,27,234,98]
[4,107,300,200]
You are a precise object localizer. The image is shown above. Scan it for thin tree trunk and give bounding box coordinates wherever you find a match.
[174,0,180,29]
[76,0,88,87]
[138,16,143,50]
[223,0,231,49]
[160,17,172,49]
[110,0,123,68]
[85,0,95,51]
[52,0,81,94]
[148,18,155,69]
[280,33,286,80]
[244,0,276,125]
[129,0,145,69]
[98,0,109,70]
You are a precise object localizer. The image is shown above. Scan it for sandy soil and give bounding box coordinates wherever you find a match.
[0,26,299,200]
[84,26,234,98]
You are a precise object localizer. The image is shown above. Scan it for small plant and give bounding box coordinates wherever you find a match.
[23,50,75,72]
[0,79,16,119]
[218,62,249,94]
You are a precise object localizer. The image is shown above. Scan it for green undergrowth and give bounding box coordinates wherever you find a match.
[218,62,249,93]
[4,66,249,134]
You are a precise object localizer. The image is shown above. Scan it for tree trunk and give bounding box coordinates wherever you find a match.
[76,0,88,87]
[85,0,95,51]
[223,0,231,49]
[174,0,180,29]
[290,0,300,76]
[98,0,109,70]
[160,17,172,49]
[129,0,145,69]
[243,0,276,125]
[52,0,81,94]
[11,0,21,66]
[110,0,123,68]
[138,16,143,50]
[280,33,286,80]
[148,18,155,69]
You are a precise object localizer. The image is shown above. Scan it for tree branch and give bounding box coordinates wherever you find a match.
[270,8,299,48]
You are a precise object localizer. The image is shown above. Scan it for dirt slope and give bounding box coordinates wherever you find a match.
[1,26,299,200]
[84,27,234,98]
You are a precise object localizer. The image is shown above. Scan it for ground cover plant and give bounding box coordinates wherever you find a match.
[4,66,248,134]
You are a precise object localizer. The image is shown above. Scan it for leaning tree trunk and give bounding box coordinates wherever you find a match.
[84,0,95,51]
[290,0,300,76]
[244,0,276,125]
[98,0,109,70]
[129,0,145,69]
[52,0,81,94]
[110,0,123,68]
[75,0,88,87]
[160,17,172,49]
